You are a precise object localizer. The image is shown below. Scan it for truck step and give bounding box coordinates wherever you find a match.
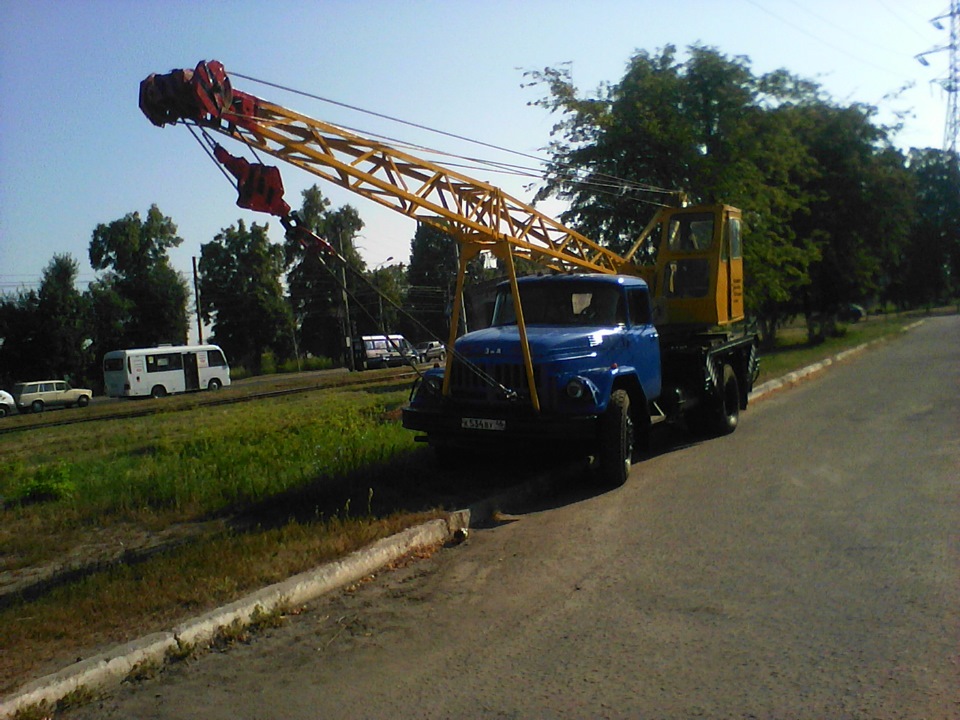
[649,401,668,425]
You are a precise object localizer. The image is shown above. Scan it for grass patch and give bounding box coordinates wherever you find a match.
[0,378,529,694]
[0,386,416,572]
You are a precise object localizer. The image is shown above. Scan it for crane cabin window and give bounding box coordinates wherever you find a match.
[667,213,716,252]
[722,217,742,260]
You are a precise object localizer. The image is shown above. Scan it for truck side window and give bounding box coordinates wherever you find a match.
[627,289,651,325]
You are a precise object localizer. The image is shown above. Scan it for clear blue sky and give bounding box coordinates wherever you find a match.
[1,0,951,308]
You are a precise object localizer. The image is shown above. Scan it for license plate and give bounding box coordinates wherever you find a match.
[461,417,506,431]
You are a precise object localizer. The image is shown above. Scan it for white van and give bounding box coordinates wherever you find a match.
[103,344,231,398]
[353,335,420,370]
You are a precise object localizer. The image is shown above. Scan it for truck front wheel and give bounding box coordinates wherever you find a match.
[597,389,633,488]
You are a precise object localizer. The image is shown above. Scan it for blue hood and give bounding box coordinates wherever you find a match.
[454,325,622,363]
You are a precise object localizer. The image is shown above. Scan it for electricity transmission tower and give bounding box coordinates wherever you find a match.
[916,0,959,153]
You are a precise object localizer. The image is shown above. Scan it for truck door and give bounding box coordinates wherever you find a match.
[626,288,661,400]
[183,352,200,391]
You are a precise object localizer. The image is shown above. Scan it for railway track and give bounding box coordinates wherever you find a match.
[0,368,420,436]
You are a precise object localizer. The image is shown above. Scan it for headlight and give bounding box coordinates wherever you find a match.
[412,375,444,404]
[565,377,587,399]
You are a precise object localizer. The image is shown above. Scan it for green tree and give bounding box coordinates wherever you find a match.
[901,148,960,307]
[0,288,40,387]
[36,255,93,383]
[356,262,408,337]
[526,45,821,345]
[88,205,189,348]
[284,186,366,365]
[198,219,295,373]
[0,256,93,386]
[785,102,915,336]
[406,221,503,338]
[406,223,460,341]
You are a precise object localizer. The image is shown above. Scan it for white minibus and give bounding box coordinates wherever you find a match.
[103,344,231,398]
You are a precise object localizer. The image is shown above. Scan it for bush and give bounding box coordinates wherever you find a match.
[14,464,76,505]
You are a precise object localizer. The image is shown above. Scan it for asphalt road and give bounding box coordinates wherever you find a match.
[70,316,959,720]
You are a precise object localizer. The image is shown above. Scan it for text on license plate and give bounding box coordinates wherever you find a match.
[462,417,506,431]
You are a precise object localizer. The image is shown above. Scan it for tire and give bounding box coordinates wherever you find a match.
[0,405,7,418]
[77,395,90,408]
[710,364,740,436]
[150,385,167,399]
[597,389,633,488]
[31,400,44,414]
[208,378,222,391]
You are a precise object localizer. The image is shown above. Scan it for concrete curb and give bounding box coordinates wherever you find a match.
[1,517,466,718]
[0,320,925,717]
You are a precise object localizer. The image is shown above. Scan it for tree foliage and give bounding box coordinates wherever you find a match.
[88,205,189,349]
[0,256,93,386]
[0,289,40,387]
[525,45,938,343]
[899,149,960,307]
[199,220,294,373]
[406,223,460,341]
[284,185,366,364]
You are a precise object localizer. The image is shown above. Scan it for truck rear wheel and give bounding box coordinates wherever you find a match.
[711,364,740,436]
[597,389,633,488]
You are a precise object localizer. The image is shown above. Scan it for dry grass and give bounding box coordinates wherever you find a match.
[0,511,440,692]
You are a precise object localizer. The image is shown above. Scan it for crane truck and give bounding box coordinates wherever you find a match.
[139,60,759,487]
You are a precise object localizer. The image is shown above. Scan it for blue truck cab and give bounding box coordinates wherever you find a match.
[403,274,666,485]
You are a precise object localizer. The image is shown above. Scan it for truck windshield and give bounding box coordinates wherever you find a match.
[492,282,624,327]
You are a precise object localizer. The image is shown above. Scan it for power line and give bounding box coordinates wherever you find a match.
[784,0,903,54]
[741,0,904,76]
[915,0,960,152]
[230,70,680,206]
[876,0,936,41]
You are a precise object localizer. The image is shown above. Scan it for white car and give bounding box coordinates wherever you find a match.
[12,380,92,413]
[0,389,15,417]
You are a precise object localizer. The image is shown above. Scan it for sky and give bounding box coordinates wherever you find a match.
[1,0,954,329]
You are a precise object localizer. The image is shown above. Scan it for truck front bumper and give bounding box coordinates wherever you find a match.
[402,405,600,449]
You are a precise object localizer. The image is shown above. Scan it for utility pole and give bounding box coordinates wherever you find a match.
[373,256,394,333]
[337,225,354,371]
[192,256,203,344]
[916,0,960,153]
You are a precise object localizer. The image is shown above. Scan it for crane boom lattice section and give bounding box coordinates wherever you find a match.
[213,99,637,275]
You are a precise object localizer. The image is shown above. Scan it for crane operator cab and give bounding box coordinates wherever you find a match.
[649,204,744,329]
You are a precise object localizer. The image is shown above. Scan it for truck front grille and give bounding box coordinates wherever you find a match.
[449,358,542,404]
